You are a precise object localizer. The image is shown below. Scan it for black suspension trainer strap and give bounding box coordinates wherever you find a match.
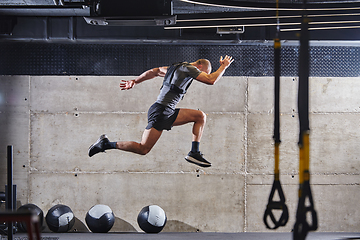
[263,0,289,230]
[293,1,318,239]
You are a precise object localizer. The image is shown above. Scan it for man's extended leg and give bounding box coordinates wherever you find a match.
[116,128,162,155]
[88,128,162,157]
[172,108,211,167]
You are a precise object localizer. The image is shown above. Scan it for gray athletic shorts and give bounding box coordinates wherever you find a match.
[146,102,180,131]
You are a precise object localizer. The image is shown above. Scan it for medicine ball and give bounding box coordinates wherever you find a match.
[45,204,75,233]
[137,205,167,233]
[17,203,44,232]
[85,204,115,233]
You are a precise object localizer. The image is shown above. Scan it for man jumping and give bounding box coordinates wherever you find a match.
[89,55,234,168]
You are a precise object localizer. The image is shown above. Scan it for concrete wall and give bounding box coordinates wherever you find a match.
[0,75,359,232]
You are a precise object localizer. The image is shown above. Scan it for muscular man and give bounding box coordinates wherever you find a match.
[89,55,234,167]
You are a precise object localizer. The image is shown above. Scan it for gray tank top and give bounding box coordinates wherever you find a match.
[156,62,201,109]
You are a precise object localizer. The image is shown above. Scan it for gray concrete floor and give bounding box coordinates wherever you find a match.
[6,232,360,240]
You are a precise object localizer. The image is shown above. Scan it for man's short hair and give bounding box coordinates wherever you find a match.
[195,59,211,73]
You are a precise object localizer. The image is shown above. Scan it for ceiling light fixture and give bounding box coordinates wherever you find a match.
[179,0,360,11]
[282,25,360,31]
[165,19,360,30]
[176,12,360,23]
[179,0,273,10]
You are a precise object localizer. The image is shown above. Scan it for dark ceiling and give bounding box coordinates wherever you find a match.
[1,0,360,41]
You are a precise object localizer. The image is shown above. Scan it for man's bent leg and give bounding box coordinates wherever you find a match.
[173,109,211,168]
[173,108,206,142]
[116,128,163,155]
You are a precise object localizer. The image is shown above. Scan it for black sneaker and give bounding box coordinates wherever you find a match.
[185,151,211,168]
[88,134,109,157]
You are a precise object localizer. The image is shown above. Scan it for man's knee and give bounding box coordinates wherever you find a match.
[198,110,207,123]
[139,145,152,155]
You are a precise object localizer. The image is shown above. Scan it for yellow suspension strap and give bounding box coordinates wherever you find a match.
[293,1,318,239]
[263,0,289,230]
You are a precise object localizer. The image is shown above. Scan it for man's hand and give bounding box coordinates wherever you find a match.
[120,79,136,90]
[219,55,234,69]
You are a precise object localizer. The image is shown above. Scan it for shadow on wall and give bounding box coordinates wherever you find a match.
[37,216,139,233]
[41,217,90,233]
[54,218,200,233]
[69,217,138,233]
[111,217,137,232]
[162,220,201,232]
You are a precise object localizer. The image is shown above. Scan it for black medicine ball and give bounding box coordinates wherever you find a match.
[45,204,75,233]
[137,205,167,233]
[85,204,115,233]
[17,203,44,232]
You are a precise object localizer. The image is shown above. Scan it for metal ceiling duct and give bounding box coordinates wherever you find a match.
[83,0,175,26]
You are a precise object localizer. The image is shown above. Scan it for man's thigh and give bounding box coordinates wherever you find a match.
[139,128,163,153]
[172,108,203,126]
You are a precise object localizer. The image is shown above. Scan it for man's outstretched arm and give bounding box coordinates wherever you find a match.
[195,55,234,85]
[120,66,168,90]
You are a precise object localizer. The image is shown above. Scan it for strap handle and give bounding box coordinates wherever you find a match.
[293,180,318,240]
[263,180,289,229]
[263,143,289,229]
